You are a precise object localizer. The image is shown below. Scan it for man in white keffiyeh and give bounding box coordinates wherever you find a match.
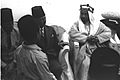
[69,4,111,80]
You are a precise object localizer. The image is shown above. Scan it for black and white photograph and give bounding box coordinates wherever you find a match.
[1,0,120,80]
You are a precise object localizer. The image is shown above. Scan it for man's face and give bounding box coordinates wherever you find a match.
[80,8,90,24]
[34,16,46,28]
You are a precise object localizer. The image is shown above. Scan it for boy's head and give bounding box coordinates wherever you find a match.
[1,8,14,33]
[18,15,39,44]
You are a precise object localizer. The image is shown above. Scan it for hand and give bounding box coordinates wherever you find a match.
[58,40,69,49]
[87,35,99,44]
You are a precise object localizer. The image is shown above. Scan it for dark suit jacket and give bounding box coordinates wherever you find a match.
[37,25,61,58]
[37,25,62,80]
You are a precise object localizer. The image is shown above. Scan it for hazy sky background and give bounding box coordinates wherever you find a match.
[1,0,120,31]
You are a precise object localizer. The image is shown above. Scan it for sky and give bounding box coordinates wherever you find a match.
[1,0,120,31]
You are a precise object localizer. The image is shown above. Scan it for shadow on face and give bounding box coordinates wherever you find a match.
[80,8,90,24]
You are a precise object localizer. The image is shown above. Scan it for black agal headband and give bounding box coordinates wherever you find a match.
[80,4,94,13]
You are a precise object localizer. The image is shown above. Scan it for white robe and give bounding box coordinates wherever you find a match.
[69,12,111,80]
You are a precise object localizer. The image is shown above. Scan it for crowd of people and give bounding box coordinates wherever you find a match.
[1,4,120,80]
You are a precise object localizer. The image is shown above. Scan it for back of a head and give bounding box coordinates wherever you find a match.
[91,47,120,65]
[18,15,39,43]
[89,47,120,80]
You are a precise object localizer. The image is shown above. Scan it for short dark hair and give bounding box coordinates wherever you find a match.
[18,15,39,43]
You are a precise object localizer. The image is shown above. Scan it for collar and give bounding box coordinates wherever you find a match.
[22,42,42,51]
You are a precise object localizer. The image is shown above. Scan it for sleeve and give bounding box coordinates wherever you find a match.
[95,22,111,43]
[69,22,88,43]
[35,53,57,80]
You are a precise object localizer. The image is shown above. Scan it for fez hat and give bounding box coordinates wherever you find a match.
[31,6,45,18]
[1,8,13,25]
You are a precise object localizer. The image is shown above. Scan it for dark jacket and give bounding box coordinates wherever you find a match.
[37,25,62,80]
[37,25,61,58]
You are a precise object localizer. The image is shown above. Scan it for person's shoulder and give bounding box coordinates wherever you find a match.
[45,25,50,27]
[51,25,66,31]
[33,49,48,62]
[45,25,55,31]
[46,25,53,29]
